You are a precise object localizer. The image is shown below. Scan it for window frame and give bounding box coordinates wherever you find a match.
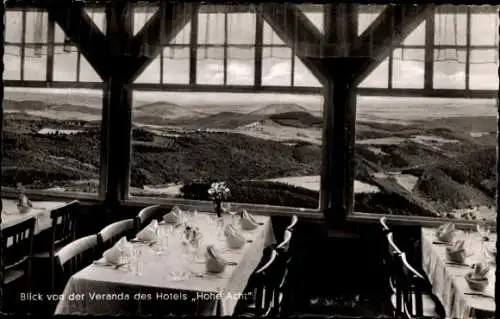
[1,5,498,227]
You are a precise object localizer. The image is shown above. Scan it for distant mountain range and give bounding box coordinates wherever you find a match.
[2,97,497,219]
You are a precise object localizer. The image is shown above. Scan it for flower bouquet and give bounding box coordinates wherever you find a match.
[208,182,230,218]
[16,183,33,214]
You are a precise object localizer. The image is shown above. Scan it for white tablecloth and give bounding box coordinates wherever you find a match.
[1,199,64,235]
[55,213,275,316]
[421,227,496,319]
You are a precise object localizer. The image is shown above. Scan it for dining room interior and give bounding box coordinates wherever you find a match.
[0,1,498,318]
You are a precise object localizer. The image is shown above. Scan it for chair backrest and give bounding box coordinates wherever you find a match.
[394,253,429,319]
[1,217,36,273]
[380,216,390,234]
[134,205,163,231]
[286,215,298,231]
[97,219,135,252]
[252,250,279,317]
[381,232,403,297]
[50,200,79,255]
[54,235,98,293]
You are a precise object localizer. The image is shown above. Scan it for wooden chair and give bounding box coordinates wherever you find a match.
[235,250,280,317]
[286,215,298,232]
[97,219,135,252]
[380,216,390,235]
[240,230,294,316]
[134,205,164,232]
[1,217,36,313]
[53,235,98,294]
[392,253,446,319]
[33,200,79,292]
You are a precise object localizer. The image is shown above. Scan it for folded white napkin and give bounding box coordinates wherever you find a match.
[205,245,226,273]
[164,206,184,224]
[240,210,258,230]
[103,237,132,265]
[436,223,455,242]
[17,194,33,214]
[225,225,246,249]
[472,262,490,280]
[136,220,158,242]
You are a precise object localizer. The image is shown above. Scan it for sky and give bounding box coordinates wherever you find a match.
[3,9,499,90]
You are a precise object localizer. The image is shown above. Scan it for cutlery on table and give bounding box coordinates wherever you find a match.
[257,222,264,225]
[93,261,127,269]
[246,239,253,243]
[464,292,495,299]
[446,262,470,267]
[225,261,238,266]
[432,241,450,245]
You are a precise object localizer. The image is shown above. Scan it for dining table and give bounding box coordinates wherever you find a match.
[1,198,65,235]
[55,212,276,316]
[421,227,496,319]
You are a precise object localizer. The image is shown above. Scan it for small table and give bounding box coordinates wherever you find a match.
[421,227,496,319]
[55,213,276,316]
[1,199,65,235]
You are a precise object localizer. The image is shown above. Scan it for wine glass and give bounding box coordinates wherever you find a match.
[170,243,191,281]
[477,219,491,252]
[225,203,238,226]
[132,246,143,276]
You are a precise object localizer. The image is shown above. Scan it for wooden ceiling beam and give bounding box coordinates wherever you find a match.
[46,0,108,79]
[259,3,328,84]
[127,2,196,81]
[351,4,431,86]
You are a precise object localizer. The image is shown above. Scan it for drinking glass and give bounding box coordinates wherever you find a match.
[170,244,190,281]
[477,219,491,252]
[216,216,226,240]
[132,246,143,276]
[154,227,165,255]
[225,203,238,226]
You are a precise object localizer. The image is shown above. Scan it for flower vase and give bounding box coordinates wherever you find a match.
[214,200,222,218]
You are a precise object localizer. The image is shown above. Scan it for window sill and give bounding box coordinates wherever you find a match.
[124,196,323,219]
[1,187,321,219]
[1,187,101,205]
[347,212,497,231]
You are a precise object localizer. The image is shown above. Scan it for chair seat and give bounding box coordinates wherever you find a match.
[391,293,441,318]
[32,251,51,258]
[4,269,25,285]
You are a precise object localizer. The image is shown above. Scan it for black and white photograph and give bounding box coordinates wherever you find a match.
[0,2,498,318]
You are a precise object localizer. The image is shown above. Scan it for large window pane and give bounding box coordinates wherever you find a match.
[433,49,466,89]
[359,57,389,88]
[262,47,292,86]
[392,49,425,88]
[434,13,467,46]
[3,88,102,195]
[227,46,254,85]
[130,92,322,210]
[469,49,499,90]
[53,46,78,82]
[79,54,102,82]
[24,45,47,81]
[163,47,189,84]
[294,56,322,87]
[358,5,386,36]
[5,45,21,80]
[196,47,224,85]
[198,12,225,44]
[25,11,48,43]
[354,95,497,221]
[227,13,255,44]
[470,13,498,46]
[135,57,161,84]
[263,21,285,45]
[402,21,426,46]
[6,11,23,43]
